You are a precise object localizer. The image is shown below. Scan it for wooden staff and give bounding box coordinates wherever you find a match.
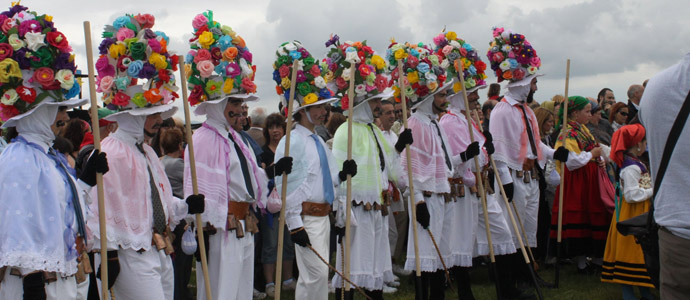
[274,61,299,300]
[396,60,423,295]
[556,59,571,288]
[343,63,356,292]
[177,56,213,299]
[454,61,501,299]
[83,21,109,300]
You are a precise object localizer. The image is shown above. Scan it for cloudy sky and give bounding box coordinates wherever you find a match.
[24,0,690,120]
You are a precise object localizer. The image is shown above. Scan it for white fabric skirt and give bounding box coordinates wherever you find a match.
[443,185,479,267]
[404,193,450,272]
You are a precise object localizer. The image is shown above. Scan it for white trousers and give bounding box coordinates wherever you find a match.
[295,215,330,300]
[333,205,393,290]
[197,228,254,300]
[112,248,174,300]
[444,185,479,267]
[477,185,518,256]
[404,193,450,272]
[497,170,539,248]
[0,267,80,300]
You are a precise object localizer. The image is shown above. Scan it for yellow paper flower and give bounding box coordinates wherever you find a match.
[109,43,126,59]
[0,58,22,83]
[371,55,386,70]
[445,31,457,41]
[427,81,438,92]
[45,15,53,22]
[461,58,472,69]
[148,52,168,70]
[452,81,463,93]
[223,78,234,94]
[394,49,407,60]
[407,71,419,84]
[184,64,193,79]
[198,31,215,49]
[393,85,400,98]
[281,77,291,89]
[304,93,318,105]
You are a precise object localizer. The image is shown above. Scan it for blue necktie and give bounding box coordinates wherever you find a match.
[310,134,334,204]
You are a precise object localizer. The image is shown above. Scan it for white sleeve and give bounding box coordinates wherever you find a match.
[540,141,555,159]
[600,145,612,163]
[565,151,592,170]
[621,166,653,203]
[168,196,190,229]
[494,160,513,185]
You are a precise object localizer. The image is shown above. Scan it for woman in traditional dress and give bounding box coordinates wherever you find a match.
[550,96,609,272]
[601,124,654,300]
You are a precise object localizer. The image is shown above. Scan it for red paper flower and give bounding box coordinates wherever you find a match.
[158,69,170,83]
[134,13,156,29]
[0,43,12,60]
[341,94,349,110]
[112,92,131,106]
[46,31,70,51]
[16,86,36,103]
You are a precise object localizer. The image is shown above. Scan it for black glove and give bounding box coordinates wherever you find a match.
[290,228,311,247]
[460,142,480,162]
[483,131,495,155]
[96,250,120,290]
[553,146,569,163]
[503,183,514,203]
[334,226,345,244]
[395,128,414,152]
[23,272,46,300]
[274,156,293,175]
[186,194,205,214]
[416,202,430,229]
[79,149,109,186]
[338,159,358,182]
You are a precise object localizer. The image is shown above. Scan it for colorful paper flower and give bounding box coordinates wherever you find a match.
[431,31,487,91]
[486,27,540,83]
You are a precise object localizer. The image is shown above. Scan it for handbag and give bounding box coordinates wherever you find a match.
[597,165,616,214]
[266,186,282,214]
[616,89,690,289]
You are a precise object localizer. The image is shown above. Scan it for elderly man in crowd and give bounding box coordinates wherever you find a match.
[627,84,645,123]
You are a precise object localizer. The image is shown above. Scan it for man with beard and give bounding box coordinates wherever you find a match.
[486,28,569,299]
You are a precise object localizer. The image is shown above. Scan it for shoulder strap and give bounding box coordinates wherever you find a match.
[650,88,690,226]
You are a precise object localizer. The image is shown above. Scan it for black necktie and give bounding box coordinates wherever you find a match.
[135,143,167,234]
[431,120,452,170]
[517,104,539,157]
[367,123,386,172]
[228,133,256,199]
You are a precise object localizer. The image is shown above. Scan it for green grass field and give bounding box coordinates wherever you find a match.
[189,261,659,299]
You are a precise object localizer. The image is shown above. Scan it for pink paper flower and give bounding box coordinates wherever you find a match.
[194,49,211,63]
[192,14,208,30]
[116,27,135,41]
[98,76,114,92]
[196,60,214,78]
[442,45,453,56]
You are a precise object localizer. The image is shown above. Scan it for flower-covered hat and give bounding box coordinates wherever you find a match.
[273,40,335,114]
[386,40,453,110]
[96,13,179,120]
[323,35,392,111]
[185,11,257,115]
[0,4,86,127]
[486,27,542,87]
[432,31,488,94]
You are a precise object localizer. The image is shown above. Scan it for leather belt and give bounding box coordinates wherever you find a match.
[302,202,331,217]
[225,201,258,238]
[352,200,382,211]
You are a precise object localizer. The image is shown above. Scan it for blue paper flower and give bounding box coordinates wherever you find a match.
[64,79,80,99]
[417,62,430,73]
[127,60,144,78]
[113,16,131,29]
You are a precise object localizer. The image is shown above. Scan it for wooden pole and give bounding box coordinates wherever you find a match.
[177,56,213,299]
[83,21,109,300]
[274,61,299,300]
[556,59,571,288]
[343,63,356,292]
[454,62,500,299]
[397,60,422,282]
[308,246,372,300]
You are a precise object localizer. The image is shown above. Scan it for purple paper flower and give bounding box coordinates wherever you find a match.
[13,48,31,69]
[139,62,157,79]
[2,4,27,18]
[99,38,115,55]
[296,70,306,83]
[143,29,157,40]
[54,52,76,71]
[18,20,41,37]
[242,51,253,64]
[226,62,241,77]
[298,47,310,58]
[325,34,339,47]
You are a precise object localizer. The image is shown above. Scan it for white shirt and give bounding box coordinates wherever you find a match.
[275,124,339,230]
[639,52,690,239]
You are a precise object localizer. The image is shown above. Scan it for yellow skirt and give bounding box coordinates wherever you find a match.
[601,198,654,288]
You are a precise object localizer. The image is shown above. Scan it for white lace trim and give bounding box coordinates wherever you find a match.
[445,254,474,268]
[0,251,77,276]
[476,242,517,256]
[331,273,386,290]
[404,256,445,273]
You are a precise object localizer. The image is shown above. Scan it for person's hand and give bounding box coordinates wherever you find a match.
[290,228,311,247]
[334,226,345,244]
[590,147,603,159]
[339,159,357,181]
[395,129,414,152]
[503,182,514,203]
[416,202,430,229]
[79,149,109,186]
[274,156,293,175]
[553,146,569,162]
[460,142,480,162]
[597,158,606,167]
[22,272,46,300]
[186,194,205,214]
[483,131,495,156]
[97,250,120,290]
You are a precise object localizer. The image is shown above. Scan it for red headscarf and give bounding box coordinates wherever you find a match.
[610,124,646,167]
